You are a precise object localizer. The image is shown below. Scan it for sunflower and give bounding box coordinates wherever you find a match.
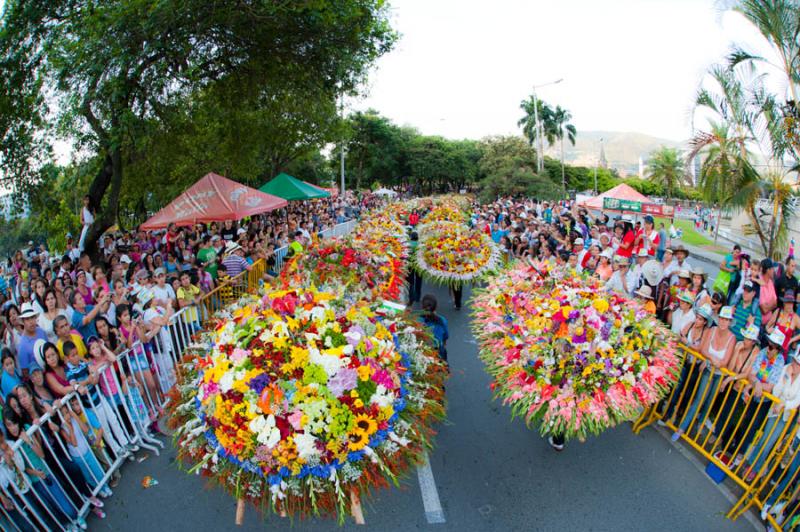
[354,414,378,435]
[347,429,370,451]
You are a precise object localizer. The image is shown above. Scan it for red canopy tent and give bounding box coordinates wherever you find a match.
[140,172,288,230]
[577,183,651,210]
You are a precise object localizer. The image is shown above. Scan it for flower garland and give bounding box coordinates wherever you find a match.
[279,238,405,303]
[471,262,681,440]
[414,222,500,285]
[167,288,446,522]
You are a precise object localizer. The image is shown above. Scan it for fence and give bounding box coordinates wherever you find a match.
[633,344,799,530]
[0,221,363,530]
[198,220,358,326]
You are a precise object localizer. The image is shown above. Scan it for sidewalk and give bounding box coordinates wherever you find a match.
[682,242,725,268]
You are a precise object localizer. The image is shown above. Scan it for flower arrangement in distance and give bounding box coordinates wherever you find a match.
[414,221,500,285]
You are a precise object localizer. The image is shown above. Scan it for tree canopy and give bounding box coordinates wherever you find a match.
[0,0,396,257]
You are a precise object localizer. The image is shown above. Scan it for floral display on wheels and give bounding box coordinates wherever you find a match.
[471,262,681,441]
[279,238,405,303]
[414,222,500,285]
[166,288,446,523]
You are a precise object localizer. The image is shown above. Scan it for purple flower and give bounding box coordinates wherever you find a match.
[248,373,271,394]
[328,368,358,397]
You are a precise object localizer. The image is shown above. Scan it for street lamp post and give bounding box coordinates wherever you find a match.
[339,94,346,195]
[531,78,563,173]
[593,136,604,195]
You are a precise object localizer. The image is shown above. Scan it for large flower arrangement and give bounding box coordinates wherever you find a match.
[167,288,446,522]
[422,203,466,225]
[472,263,681,440]
[415,222,500,285]
[279,238,405,302]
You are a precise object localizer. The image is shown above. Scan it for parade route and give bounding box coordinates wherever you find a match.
[97,282,757,531]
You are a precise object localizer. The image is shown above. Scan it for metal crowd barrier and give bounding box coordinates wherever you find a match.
[634,344,798,529]
[198,219,358,326]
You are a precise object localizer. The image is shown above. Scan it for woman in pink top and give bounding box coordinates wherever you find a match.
[755,258,778,325]
[74,269,94,306]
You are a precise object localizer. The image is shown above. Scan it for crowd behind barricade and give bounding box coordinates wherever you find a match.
[468,196,800,527]
[0,190,384,530]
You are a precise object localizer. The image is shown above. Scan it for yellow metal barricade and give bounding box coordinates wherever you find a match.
[634,344,797,527]
[198,259,265,326]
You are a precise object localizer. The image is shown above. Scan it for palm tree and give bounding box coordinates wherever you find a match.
[551,106,576,194]
[518,97,555,152]
[646,147,687,200]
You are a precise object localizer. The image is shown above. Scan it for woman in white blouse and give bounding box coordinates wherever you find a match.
[36,288,66,343]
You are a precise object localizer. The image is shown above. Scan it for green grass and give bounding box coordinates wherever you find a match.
[654,217,726,252]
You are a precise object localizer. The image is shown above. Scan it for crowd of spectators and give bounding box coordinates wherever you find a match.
[470,196,800,525]
[0,190,379,530]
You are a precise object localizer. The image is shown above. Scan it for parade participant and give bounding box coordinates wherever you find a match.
[420,294,448,363]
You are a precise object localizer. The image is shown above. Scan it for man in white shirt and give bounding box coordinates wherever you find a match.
[670,291,696,334]
[631,249,650,289]
[667,245,691,285]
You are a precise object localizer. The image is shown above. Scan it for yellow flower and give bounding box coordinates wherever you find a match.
[357,365,374,381]
[354,414,378,435]
[592,299,610,314]
[354,399,364,408]
[348,430,370,451]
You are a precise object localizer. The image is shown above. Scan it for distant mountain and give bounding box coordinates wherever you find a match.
[544,130,685,177]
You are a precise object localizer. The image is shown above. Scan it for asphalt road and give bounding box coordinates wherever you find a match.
[97,282,754,532]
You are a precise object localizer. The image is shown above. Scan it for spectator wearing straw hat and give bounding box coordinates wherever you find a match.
[221,242,251,278]
[670,291,696,335]
[731,281,762,341]
[666,244,691,285]
[17,302,48,379]
[605,256,635,296]
[634,285,656,314]
[689,266,710,311]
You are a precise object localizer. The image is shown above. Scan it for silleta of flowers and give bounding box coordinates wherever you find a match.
[471,263,681,440]
[167,288,446,522]
[279,237,405,303]
[415,222,500,285]
[421,202,466,225]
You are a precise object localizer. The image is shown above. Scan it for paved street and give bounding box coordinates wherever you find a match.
[98,282,755,532]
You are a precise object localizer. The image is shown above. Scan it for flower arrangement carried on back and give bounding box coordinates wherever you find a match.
[414,222,500,285]
[167,288,446,523]
[471,262,681,440]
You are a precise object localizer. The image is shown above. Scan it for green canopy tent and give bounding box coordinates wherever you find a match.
[259,172,330,201]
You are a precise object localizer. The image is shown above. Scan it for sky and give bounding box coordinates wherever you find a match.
[351,0,777,143]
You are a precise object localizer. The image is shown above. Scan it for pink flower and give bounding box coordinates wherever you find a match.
[230,348,249,364]
[372,369,395,389]
[288,410,304,431]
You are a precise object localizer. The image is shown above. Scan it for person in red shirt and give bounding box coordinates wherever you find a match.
[642,215,660,256]
[409,210,420,226]
[615,217,636,259]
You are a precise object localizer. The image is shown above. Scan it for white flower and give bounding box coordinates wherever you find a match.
[370,384,394,408]
[219,370,235,393]
[309,346,342,377]
[249,414,281,448]
[294,433,319,461]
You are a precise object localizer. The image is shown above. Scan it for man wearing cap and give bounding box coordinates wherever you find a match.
[151,267,176,310]
[731,281,762,341]
[17,302,48,378]
[606,256,635,296]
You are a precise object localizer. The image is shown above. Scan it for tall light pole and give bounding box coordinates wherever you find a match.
[531,78,563,173]
[593,136,604,195]
[339,94,346,195]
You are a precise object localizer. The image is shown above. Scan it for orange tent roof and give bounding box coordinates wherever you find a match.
[140,172,288,230]
[578,183,651,210]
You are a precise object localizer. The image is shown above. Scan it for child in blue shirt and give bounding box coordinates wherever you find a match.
[420,294,449,362]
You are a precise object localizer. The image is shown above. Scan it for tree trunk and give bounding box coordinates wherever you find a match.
[84,147,123,262]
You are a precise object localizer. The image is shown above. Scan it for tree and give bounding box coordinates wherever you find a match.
[551,106,577,194]
[0,0,396,258]
[476,136,561,201]
[646,147,688,200]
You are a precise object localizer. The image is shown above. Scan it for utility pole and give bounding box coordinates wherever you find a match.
[530,78,563,174]
[339,94,346,195]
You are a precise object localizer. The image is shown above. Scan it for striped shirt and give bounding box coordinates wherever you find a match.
[222,255,248,277]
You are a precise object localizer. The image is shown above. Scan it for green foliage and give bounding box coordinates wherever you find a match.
[645,146,689,200]
[0,0,397,256]
[476,136,561,201]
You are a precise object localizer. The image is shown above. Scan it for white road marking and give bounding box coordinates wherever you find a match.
[416,450,446,524]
